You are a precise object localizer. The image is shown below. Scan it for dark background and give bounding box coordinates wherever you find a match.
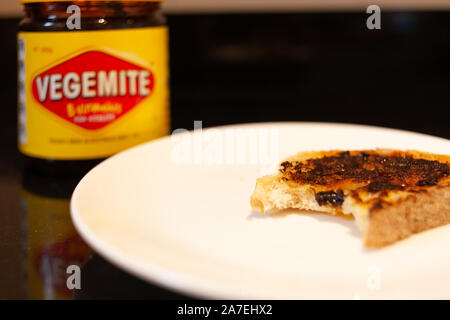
[0,11,449,299]
[169,12,450,137]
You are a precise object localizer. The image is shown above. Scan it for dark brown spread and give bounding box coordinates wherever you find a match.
[280,150,450,207]
[315,190,345,207]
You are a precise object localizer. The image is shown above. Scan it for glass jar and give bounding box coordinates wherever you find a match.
[18,1,169,176]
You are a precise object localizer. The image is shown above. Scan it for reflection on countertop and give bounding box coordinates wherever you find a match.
[20,171,91,299]
[0,170,188,299]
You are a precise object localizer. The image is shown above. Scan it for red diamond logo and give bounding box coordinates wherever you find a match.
[32,50,154,130]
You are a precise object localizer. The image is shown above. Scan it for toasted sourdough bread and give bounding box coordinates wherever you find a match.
[250,149,450,247]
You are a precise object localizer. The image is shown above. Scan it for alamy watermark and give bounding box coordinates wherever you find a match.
[353,265,382,299]
[66,5,81,30]
[366,5,381,30]
[171,121,281,175]
[66,264,81,290]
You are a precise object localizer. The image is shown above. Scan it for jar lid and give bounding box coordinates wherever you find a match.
[20,0,163,3]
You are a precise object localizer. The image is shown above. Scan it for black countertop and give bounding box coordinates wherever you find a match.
[0,11,449,299]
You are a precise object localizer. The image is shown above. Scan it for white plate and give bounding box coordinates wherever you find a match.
[71,122,450,299]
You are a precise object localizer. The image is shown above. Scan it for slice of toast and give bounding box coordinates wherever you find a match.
[250,149,450,247]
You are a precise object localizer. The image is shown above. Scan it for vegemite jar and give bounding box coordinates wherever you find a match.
[18,0,169,175]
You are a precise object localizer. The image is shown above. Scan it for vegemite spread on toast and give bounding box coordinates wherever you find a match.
[280,150,450,207]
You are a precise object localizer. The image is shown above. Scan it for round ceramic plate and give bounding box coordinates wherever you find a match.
[71,122,450,299]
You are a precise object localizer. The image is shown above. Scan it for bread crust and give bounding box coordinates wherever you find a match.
[365,185,450,247]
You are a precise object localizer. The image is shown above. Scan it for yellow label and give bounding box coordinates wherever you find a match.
[18,27,170,160]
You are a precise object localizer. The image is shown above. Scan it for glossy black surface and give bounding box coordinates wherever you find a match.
[0,12,449,299]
